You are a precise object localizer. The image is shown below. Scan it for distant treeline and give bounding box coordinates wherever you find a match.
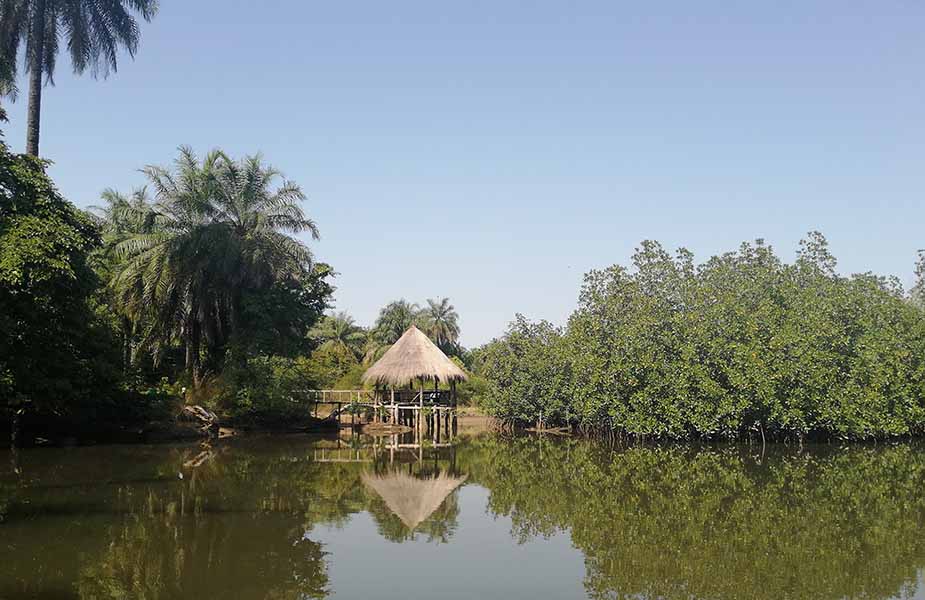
[476,234,925,440]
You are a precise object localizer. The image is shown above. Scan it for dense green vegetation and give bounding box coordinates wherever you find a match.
[0,127,476,435]
[479,234,925,440]
[0,125,161,438]
[2,116,923,441]
[2,58,924,442]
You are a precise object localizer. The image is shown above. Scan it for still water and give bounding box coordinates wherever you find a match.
[2,432,925,599]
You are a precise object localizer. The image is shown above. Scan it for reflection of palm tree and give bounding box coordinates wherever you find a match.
[77,512,330,599]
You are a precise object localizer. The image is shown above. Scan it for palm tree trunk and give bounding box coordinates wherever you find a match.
[26,0,47,157]
[185,317,194,378]
[190,320,202,388]
[10,405,23,475]
[121,317,132,373]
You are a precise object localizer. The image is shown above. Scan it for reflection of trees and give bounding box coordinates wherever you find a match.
[469,436,925,600]
[0,439,350,599]
[66,440,352,599]
[10,435,925,600]
[0,437,465,598]
[77,511,328,599]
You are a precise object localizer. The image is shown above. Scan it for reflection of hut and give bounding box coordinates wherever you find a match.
[362,326,467,432]
[362,471,467,530]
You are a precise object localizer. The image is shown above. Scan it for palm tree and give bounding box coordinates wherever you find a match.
[310,312,367,360]
[421,297,460,353]
[90,187,157,370]
[372,300,422,344]
[0,0,158,155]
[92,187,157,242]
[362,300,423,363]
[109,146,319,385]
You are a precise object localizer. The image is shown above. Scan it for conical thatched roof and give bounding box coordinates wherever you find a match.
[362,471,468,530]
[362,326,468,386]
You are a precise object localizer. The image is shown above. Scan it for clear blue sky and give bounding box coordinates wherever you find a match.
[3,1,924,346]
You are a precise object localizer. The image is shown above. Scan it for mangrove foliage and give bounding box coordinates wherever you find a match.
[479,234,925,440]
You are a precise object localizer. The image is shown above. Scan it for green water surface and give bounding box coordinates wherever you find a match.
[2,433,924,599]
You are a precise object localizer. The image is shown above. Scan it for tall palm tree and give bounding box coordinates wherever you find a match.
[0,0,158,155]
[310,311,367,360]
[421,297,460,353]
[110,146,318,384]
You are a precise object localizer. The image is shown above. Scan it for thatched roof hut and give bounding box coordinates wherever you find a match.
[362,471,468,530]
[362,325,468,386]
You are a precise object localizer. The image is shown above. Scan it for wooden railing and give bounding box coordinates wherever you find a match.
[301,389,455,406]
[300,389,458,427]
[303,389,376,404]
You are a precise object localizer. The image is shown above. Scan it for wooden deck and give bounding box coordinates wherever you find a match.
[302,389,458,434]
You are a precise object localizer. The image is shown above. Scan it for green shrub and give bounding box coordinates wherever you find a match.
[480,316,573,423]
[456,374,491,407]
[307,345,359,388]
[333,364,370,390]
[121,378,184,423]
[212,355,321,425]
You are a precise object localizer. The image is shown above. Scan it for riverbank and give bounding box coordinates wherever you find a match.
[2,405,494,448]
[2,407,340,447]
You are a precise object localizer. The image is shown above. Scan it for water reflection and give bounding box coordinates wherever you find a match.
[2,434,925,599]
[364,471,466,540]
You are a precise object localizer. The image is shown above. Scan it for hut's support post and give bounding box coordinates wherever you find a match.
[372,387,377,423]
[433,378,439,433]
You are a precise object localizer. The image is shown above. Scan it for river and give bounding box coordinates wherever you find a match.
[2,431,925,599]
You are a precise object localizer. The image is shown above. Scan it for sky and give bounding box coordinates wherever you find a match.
[2,1,924,347]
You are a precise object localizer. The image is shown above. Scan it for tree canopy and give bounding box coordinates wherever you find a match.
[0,135,121,417]
[479,233,925,440]
[0,0,158,154]
[420,297,461,354]
[101,147,331,383]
